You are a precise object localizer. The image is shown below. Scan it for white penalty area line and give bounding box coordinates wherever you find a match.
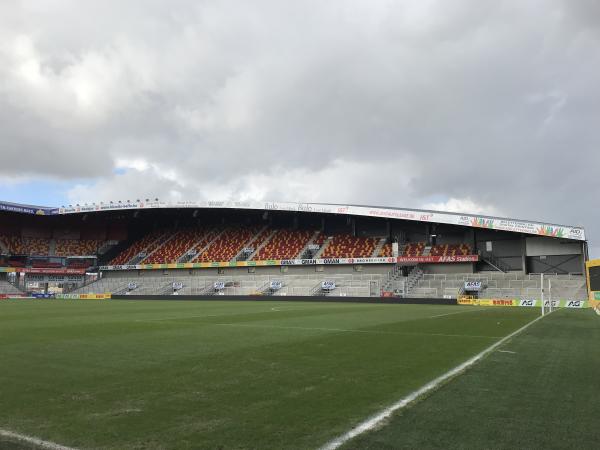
[319,311,550,450]
[0,429,77,450]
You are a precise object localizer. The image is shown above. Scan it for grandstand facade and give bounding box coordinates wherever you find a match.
[0,199,589,300]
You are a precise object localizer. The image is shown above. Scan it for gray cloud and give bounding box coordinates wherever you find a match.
[0,0,598,253]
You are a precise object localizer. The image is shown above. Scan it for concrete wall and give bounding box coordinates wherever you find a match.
[102,264,394,280]
[527,255,583,274]
[421,263,474,274]
[525,237,582,256]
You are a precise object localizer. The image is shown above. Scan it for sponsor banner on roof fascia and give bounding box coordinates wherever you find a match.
[357,205,585,241]
[0,201,58,215]
[54,201,585,240]
[59,201,166,214]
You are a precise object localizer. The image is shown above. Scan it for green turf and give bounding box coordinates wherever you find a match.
[0,300,539,449]
[342,308,600,450]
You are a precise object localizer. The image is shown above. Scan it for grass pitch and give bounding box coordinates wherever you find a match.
[342,308,600,450]
[0,299,573,449]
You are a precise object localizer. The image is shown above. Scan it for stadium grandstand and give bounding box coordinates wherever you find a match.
[0,199,589,301]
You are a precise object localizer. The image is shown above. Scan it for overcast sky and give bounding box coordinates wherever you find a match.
[0,0,598,254]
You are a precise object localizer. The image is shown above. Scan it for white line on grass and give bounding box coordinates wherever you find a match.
[498,350,517,354]
[212,323,502,340]
[319,311,550,450]
[428,308,488,318]
[135,313,222,322]
[270,306,313,312]
[0,429,77,450]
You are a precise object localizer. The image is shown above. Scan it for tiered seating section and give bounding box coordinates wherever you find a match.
[321,235,378,258]
[430,243,472,256]
[245,227,273,257]
[196,227,257,263]
[55,239,102,256]
[253,229,314,260]
[106,228,478,265]
[188,229,220,258]
[312,233,326,249]
[110,231,164,265]
[379,242,392,257]
[0,236,50,256]
[403,242,426,256]
[144,229,209,264]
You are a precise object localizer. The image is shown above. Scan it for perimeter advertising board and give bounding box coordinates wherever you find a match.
[458,298,589,308]
[97,255,476,272]
[586,259,600,310]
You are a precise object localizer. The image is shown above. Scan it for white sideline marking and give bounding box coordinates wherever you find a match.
[0,428,76,450]
[498,350,517,354]
[428,308,487,318]
[213,323,502,340]
[319,312,549,450]
[270,306,312,312]
[135,313,222,322]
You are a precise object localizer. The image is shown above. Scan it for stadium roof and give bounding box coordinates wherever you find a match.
[0,199,586,241]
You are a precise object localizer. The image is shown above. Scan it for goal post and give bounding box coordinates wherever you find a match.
[541,273,554,316]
